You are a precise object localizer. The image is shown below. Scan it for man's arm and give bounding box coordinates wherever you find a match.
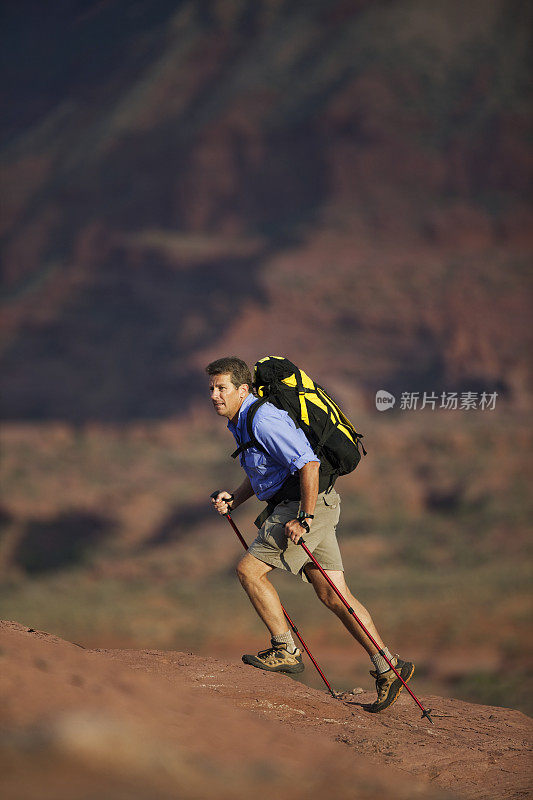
[285,460,320,543]
[231,475,255,509]
[212,475,254,515]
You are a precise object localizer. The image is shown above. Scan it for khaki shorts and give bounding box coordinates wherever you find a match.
[248,489,343,582]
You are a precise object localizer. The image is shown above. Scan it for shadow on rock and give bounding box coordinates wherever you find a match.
[143,501,214,549]
[13,511,116,574]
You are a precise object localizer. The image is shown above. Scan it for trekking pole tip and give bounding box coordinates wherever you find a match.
[421,708,434,724]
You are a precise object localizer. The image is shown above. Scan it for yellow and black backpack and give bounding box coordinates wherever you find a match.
[232,356,366,492]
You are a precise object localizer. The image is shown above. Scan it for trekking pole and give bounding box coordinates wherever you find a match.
[296,535,434,723]
[210,491,336,697]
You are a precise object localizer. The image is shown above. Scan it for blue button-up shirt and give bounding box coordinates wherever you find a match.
[228,393,319,501]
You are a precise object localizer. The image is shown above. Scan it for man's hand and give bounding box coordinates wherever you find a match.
[211,491,234,516]
[285,518,307,544]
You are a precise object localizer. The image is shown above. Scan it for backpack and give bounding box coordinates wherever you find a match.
[231,356,366,491]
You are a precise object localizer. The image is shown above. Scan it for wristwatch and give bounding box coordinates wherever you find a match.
[296,510,314,531]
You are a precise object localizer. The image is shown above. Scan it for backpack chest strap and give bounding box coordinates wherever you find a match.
[231,440,259,459]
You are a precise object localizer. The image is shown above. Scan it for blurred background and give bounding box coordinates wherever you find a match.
[1,0,531,714]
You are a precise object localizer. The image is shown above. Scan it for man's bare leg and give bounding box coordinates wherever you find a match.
[237,552,305,673]
[305,564,415,712]
[304,566,385,655]
[236,552,288,637]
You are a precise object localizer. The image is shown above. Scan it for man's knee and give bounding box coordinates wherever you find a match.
[236,554,269,587]
[236,557,249,585]
[318,587,343,611]
[308,569,348,610]
[308,576,340,609]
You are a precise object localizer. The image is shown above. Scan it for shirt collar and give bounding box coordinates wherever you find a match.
[227,392,255,432]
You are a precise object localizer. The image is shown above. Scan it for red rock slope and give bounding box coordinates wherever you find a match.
[1,621,531,799]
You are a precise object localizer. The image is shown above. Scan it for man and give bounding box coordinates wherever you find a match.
[207,356,414,713]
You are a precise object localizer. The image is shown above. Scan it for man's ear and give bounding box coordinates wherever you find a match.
[239,384,249,399]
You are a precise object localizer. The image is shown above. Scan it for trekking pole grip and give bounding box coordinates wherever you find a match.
[210,489,234,509]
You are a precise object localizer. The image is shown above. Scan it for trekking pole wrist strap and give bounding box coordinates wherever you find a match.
[297,518,310,533]
[210,490,235,506]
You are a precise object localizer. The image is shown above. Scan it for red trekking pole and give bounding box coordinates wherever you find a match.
[295,534,434,723]
[210,491,336,697]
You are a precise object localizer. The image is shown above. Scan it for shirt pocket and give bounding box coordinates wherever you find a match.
[244,450,269,476]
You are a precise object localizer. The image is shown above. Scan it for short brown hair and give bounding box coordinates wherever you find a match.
[205,357,252,390]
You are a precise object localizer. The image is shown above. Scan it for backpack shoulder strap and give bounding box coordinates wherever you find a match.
[230,397,269,459]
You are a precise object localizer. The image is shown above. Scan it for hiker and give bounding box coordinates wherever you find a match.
[207,356,414,713]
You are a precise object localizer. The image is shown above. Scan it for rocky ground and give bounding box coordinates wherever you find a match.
[1,620,531,799]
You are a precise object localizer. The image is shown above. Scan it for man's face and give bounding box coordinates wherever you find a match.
[209,373,248,421]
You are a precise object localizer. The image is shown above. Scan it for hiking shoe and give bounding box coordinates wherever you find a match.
[242,642,305,674]
[364,655,415,713]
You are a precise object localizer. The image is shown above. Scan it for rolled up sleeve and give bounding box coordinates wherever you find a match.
[253,410,320,474]
[291,452,319,472]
